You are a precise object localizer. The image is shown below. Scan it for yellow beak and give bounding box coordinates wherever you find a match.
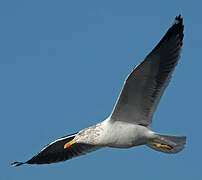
[64,139,76,149]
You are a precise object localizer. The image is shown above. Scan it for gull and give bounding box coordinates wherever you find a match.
[12,15,186,167]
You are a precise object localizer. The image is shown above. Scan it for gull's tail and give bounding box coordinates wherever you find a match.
[147,133,186,154]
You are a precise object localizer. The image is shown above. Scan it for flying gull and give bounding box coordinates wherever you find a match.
[12,15,186,167]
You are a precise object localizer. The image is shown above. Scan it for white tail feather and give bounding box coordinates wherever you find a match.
[147,133,186,154]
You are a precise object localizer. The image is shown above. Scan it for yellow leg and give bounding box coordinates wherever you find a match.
[152,142,173,150]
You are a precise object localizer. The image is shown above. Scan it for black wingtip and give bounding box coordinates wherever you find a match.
[173,14,183,26]
[176,14,182,19]
[11,161,25,167]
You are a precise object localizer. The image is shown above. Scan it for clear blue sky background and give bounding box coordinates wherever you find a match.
[1,0,201,179]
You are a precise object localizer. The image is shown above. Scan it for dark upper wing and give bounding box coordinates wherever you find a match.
[110,15,184,127]
[11,133,100,166]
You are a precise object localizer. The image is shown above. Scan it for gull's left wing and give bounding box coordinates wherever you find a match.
[110,15,184,127]
[11,133,100,166]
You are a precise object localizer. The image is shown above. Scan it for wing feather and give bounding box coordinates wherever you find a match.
[11,133,100,166]
[110,15,184,126]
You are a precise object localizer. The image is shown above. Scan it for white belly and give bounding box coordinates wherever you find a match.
[104,121,153,148]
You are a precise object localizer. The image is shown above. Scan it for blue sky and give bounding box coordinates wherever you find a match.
[1,0,201,179]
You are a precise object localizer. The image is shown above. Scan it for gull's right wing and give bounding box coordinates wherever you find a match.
[110,15,184,127]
